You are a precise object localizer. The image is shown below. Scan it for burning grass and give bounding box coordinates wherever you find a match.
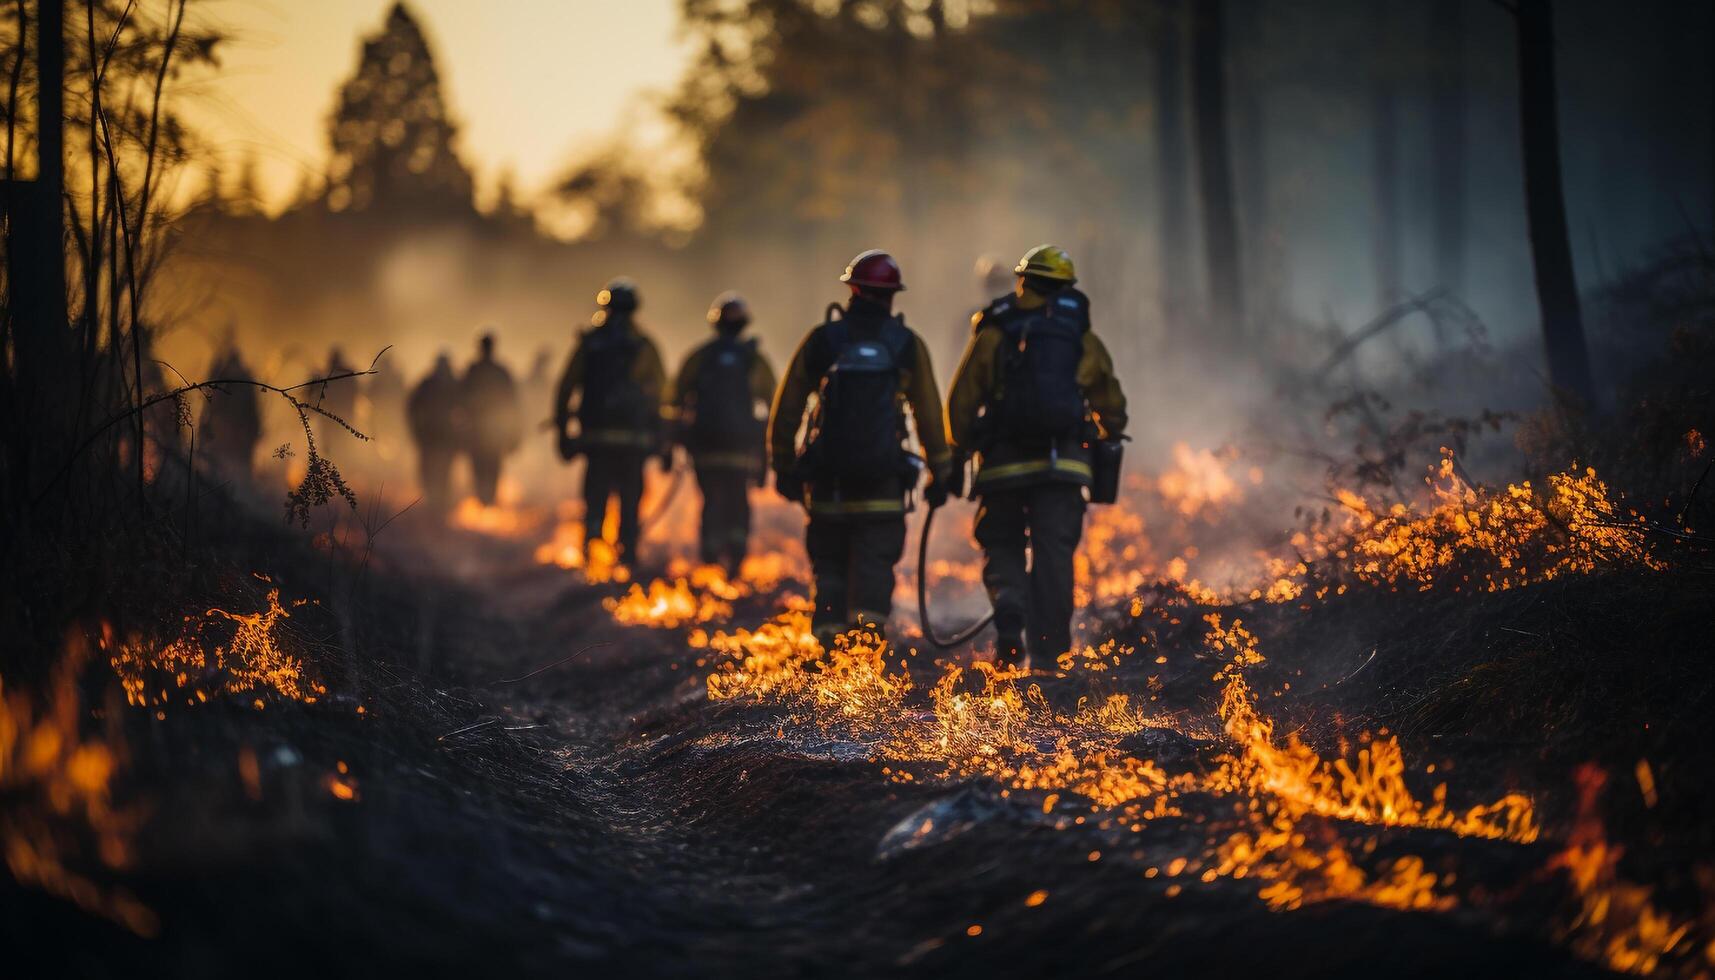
[680,436,1714,972]
[108,578,327,711]
[1,638,155,937]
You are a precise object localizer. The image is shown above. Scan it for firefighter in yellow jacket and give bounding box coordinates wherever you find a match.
[947,245,1128,668]
[769,251,953,648]
[553,278,668,562]
[667,292,777,572]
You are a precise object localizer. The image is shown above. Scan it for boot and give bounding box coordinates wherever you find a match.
[993,629,1028,673]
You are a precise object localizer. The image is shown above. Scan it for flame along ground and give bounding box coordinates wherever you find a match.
[572,448,1705,975]
[2,581,338,937]
[10,447,1702,970]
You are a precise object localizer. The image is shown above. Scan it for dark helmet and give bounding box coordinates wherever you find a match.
[597,277,640,312]
[839,250,906,292]
[707,291,751,330]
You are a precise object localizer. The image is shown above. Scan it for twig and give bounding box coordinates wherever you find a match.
[495,643,612,685]
[1315,288,1448,378]
[31,350,389,507]
[1333,647,1377,687]
[1678,456,1715,526]
[437,717,498,742]
[1580,518,1715,546]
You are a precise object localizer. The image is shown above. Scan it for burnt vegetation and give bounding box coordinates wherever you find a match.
[3,0,1715,977]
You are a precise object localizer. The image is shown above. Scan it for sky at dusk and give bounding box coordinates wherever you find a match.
[177,0,690,211]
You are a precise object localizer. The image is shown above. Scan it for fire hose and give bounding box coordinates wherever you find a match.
[915,502,995,649]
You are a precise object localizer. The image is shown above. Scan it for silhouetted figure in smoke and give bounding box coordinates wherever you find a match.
[553,279,667,562]
[408,353,462,514]
[669,293,777,572]
[363,348,408,466]
[459,332,523,506]
[954,255,1015,380]
[948,245,1128,669]
[197,345,263,482]
[311,346,359,450]
[769,251,952,649]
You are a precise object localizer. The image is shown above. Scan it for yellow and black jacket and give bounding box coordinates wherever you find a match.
[769,300,951,518]
[666,334,777,471]
[553,313,668,452]
[947,286,1127,494]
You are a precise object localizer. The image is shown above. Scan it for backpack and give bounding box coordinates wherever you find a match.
[994,290,1088,440]
[805,312,911,479]
[688,336,761,453]
[577,325,650,433]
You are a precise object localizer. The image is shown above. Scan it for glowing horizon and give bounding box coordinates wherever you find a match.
[176,0,689,212]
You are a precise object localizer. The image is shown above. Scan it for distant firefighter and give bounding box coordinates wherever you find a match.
[668,292,777,571]
[460,332,524,506]
[363,348,408,464]
[197,345,263,481]
[310,346,359,449]
[552,278,667,562]
[407,353,462,514]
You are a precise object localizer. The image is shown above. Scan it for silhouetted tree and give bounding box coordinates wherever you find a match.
[324,2,473,216]
[1370,1,1401,308]
[1431,0,1468,298]
[1508,0,1595,406]
[1155,0,1192,331]
[1190,0,1243,343]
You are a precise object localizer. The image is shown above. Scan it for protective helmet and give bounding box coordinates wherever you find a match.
[597,277,640,312]
[1013,244,1077,283]
[839,250,906,292]
[707,291,750,329]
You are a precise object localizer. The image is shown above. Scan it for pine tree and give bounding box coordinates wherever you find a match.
[324,2,473,216]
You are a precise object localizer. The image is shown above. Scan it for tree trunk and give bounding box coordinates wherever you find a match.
[1234,0,1274,324]
[1189,0,1244,345]
[1371,2,1401,309]
[1155,0,1192,334]
[1514,0,1596,407]
[4,0,71,506]
[1431,0,1468,298]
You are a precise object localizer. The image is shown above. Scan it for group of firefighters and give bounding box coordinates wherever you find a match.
[554,244,1127,669]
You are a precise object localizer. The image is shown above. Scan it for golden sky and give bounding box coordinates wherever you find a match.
[178,0,689,211]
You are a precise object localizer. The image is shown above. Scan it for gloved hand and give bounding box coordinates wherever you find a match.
[775,470,804,504]
[557,433,579,461]
[924,477,949,510]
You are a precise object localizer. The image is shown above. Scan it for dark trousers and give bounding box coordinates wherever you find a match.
[695,465,753,570]
[974,483,1086,659]
[470,452,502,506]
[584,450,646,558]
[806,515,906,645]
[418,445,456,514]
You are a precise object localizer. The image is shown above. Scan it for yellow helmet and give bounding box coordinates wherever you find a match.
[1013,244,1077,283]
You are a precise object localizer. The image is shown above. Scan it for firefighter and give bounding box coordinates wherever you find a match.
[553,278,667,562]
[311,346,358,450]
[946,244,1128,669]
[668,293,777,572]
[198,344,263,481]
[769,250,952,648]
[408,353,462,515]
[460,332,524,506]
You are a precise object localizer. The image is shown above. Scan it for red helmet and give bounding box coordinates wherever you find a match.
[839,250,906,292]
